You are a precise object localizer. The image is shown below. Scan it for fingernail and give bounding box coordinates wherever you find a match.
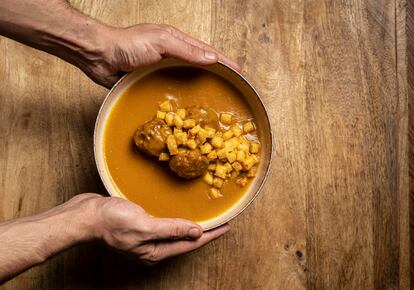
[204,51,217,60]
[189,227,202,238]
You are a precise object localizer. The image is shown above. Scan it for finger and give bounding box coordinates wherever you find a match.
[164,26,241,71]
[146,217,203,240]
[151,224,230,261]
[157,32,219,65]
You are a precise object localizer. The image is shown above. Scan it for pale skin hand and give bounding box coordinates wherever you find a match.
[0,0,237,284]
[0,193,230,283]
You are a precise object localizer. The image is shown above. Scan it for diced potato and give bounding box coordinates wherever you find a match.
[236,176,248,187]
[175,132,187,145]
[156,111,166,119]
[178,147,187,154]
[165,112,174,126]
[208,188,223,199]
[189,124,200,135]
[208,163,217,171]
[231,125,243,137]
[239,136,250,145]
[211,135,223,148]
[197,129,208,144]
[186,139,197,150]
[223,130,234,140]
[236,150,246,163]
[207,150,218,160]
[205,127,216,138]
[203,172,214,185]
[250,142,260,154]
[247,166,257,178]
[237,143,250,153]
[166,135,178,155]
[226,151,237,163]
[158,152,170,161]
[173,115,183,129]
[174,128,182,135]
[183,119,197,129]
[159,100,172,112]
[220,113,232,125]
[214,164,227,179]
[200,143,213,154]
[232,161,243,172]
[213,177,224,189]
[217,148,228,160]
[243,121,255,133]
[231,170,239,179]
[177,108,186,119]
[243,156,256,170]
[251,154,260,163]
[224,162,233,173]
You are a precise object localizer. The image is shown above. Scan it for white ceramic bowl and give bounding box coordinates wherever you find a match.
[94,59,273,230]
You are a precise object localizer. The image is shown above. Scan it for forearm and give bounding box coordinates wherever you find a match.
[0,198,96,283]
[0,0,110,73]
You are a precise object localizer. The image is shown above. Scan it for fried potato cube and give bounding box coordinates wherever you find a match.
[208,188,223,199]
[177,108,186,119]
[243,156,256,170]
[232,161,243,172]
[174,128,183,135]
[213,177,224,189]
[211,135,223,148]
[223,130,234,140]
[236,150,246,163]
[203,172,214,185]
[224,162,233,173]
[205,127,216,138]
[158,152,170,161]
[189,124,201,135]
[197,129,208,144]
[175,132,188,145]
[251,154,260,164]
[200,143,213,154]
[231,125,243,137]
[207,150,218,160]
[156,111,166,120]
[243,121,255,133]
[220,113,233,125]
[247,166,258,178]
[217,148,228,160]
[231,170,239,179]
[223,137,239,151]
[214,164,227,179]
[159,100,172,112]
[166,135,178,155]
[173,115,184,129]
[186,139,197,150]
[208,163,217,171]
[226,151,237,163]
[237,143,250,153]
[236,176,248,187]
[250,142,260,154]
[183,119,197,129]
[165,112,175,126]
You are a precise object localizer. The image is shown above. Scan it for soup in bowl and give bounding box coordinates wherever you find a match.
[94,59,273,230]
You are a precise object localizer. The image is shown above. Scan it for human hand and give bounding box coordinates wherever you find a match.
[80,193,230,265]
[83,24,240,88]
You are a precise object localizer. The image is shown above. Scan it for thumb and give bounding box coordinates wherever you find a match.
[158,34,218,65]
[147,217,203,240]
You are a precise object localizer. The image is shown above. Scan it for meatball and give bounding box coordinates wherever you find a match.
[169,149,209,179]
[134,118,172,157]
[186,106,219,129]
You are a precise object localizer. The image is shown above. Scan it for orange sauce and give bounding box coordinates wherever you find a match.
[104,67,257,222]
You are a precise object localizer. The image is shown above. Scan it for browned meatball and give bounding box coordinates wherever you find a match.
[134,118,172,157]
[186,106,219,129]
[169,149,209,179]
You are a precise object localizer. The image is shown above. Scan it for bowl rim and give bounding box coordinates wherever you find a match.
[93,59,274,231]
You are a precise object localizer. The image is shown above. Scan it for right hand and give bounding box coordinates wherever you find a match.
[78,193,230,265]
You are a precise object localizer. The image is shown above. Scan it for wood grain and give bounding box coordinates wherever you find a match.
[0,0,409,289]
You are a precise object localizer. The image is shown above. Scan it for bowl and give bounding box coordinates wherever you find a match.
[94,59,273,230]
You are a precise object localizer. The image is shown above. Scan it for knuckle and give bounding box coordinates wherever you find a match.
[157,30,172,43]
[140,245,160,265]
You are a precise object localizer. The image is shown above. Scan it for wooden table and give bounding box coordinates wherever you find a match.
[0,1,410,289]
